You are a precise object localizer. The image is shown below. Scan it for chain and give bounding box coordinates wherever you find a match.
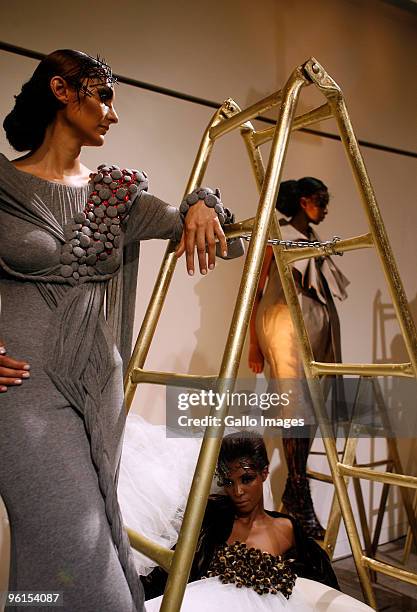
[242,235,343,256]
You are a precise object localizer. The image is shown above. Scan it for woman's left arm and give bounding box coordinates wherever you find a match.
[124,191,227,275]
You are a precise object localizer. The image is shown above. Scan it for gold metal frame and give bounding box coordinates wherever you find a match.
[123,58,417,610]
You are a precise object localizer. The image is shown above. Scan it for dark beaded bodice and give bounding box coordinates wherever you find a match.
[205,541,297,598]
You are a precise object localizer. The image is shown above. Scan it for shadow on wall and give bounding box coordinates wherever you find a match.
[388,291,417,538]
[369,290,417,541]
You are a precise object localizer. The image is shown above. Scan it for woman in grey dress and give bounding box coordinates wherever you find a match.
[0,49,227,611]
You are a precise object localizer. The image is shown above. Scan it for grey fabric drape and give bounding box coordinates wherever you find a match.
[0,156,143,610]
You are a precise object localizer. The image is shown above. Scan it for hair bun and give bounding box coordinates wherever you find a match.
[276,180,300,217]
[3,78,58,152]
[275,177,328,217]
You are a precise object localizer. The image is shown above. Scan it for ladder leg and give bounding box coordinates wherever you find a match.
[324,435,359,558]
[354,476,377,582]
[323,377,364,559]
[402,490,417,564]
[371,480,391,559]
[160,67,309,612]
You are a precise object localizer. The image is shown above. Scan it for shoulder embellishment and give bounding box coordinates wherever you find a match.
[59,165,148,280]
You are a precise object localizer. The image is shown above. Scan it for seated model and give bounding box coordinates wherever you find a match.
[142,431,340,610]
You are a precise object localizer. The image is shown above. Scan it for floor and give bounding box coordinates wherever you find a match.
[333,538,417,611]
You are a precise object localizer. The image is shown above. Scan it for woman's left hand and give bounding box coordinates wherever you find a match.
[175,201,228,275]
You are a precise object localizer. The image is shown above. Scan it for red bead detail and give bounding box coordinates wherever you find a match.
[102,200,109,206]
[106,249,113,255]
[124,195,129,201]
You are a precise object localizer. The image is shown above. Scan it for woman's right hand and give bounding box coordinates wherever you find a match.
[249,343,264,374]
[0,340,30,393]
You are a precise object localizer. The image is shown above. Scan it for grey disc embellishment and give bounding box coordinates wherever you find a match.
[60,164,149,281]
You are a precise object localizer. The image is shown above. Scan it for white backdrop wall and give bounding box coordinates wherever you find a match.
[0,0,416,590]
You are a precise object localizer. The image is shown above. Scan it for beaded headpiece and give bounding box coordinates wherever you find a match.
[63,53,117,98]
[215,458,258,487]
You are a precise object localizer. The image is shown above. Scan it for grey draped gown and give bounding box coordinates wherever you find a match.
[0,153,182,612]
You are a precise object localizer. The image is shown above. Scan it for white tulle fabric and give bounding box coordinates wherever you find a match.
[145,577,374,611]
[118,414,202,575]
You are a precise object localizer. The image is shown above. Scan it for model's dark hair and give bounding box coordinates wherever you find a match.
[276,177,328,217]
[3,49,114,152]
[216,430,269,480]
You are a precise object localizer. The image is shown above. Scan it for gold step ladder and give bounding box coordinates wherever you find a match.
[237,72,417,577]
[123,58,417,611]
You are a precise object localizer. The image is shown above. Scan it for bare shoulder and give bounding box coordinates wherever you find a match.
[272,516,293,534]
[270,516,295,548]
[11,156,29,169]
[11,157,91,187]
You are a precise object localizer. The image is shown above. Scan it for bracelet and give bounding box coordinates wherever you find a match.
[180,187,245,260]
[180,187,227,225]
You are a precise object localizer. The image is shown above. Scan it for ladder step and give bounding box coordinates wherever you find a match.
[306,469,333,483]
[311,361,414,377]
[252,102,333,147]
[283,233,374,263]
[355,459,394,469]
[209,89,283,140]
[131,368,217,390]
[126,527,173,572]
[309,450,344,456]
[224,218,254,240]
[362,556,417,586]
[337,463,417,489]
[307,459,395,484]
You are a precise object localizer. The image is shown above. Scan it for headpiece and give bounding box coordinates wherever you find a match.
[215,457,257,486]
[63,53,117,98]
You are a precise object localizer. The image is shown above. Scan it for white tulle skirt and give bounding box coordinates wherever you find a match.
[118,414,202,575]
[145,577,373,611]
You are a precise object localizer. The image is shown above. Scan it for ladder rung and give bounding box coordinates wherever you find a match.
[306,469,333,483]
[131,368,217,390]
[127,527,173,572]
[362,556,417,586]
[309,450,344,456]
[337,463,417,489]
[209,90,283,140]
[311,361,414,377]
[252,103,332,147]
[307,460,396,484]
[224,218,254,239]
[307,460,394,482]
[283,233,374,263]
[355,459,394,469]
